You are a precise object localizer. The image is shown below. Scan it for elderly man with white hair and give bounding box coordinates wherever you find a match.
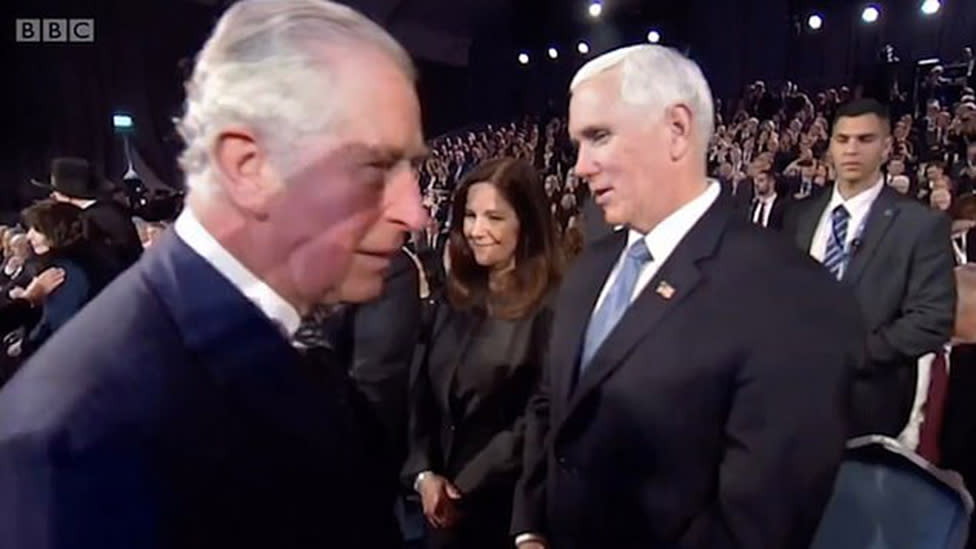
[0,1,427,548]
[510,45,865,549]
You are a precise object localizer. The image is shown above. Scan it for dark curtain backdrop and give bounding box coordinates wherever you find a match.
[2,0,219,215]
[2,0,974,215]
[689,0,976,102]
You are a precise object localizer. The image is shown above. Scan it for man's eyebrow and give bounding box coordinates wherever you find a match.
[834,132,880,139]
[361,144,429,163]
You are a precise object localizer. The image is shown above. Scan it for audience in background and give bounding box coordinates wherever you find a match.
[19,200,103,348]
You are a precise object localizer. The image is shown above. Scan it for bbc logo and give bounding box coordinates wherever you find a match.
[15,19,94,43]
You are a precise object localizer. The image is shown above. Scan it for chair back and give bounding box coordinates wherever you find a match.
[811,435,972,549]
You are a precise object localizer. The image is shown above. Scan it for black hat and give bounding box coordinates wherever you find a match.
[32,157,116,200]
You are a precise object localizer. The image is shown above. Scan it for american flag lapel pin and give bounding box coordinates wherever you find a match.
[656,281,675,300]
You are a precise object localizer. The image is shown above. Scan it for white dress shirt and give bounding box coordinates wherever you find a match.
[174,209,301,338]
[751,192,777,227]
[592,181,721,314]
[809,178,885,274]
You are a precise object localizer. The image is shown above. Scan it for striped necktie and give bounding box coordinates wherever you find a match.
[823,205,850,280]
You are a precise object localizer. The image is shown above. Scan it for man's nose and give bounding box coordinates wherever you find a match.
[391,169,428,232]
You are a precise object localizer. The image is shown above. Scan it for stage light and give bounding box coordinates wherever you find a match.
[921,0,941,15]
[548,47,559,59]
[647,30,661,43]
[808,14,823,30]
[861,5,880,23]
[112,114,133,129]
[518,52,530,65]
[577,41,590,55]
[588,2,602,18]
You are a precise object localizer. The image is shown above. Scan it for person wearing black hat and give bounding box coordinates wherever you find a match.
[33,157,143,280]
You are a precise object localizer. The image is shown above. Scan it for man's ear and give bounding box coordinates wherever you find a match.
[212,127,280,218]
[667,104,694,161]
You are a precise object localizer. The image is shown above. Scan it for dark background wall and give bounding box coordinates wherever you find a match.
[1,0,973,212]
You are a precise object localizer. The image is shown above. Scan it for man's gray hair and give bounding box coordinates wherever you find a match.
[177,0,415,196]
[570,44,715,148]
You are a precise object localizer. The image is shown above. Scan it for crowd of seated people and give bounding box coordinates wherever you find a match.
[0,158,151,383]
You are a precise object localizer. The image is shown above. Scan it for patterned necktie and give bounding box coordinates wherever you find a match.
[823,205,850,280]
[581,239,653,371]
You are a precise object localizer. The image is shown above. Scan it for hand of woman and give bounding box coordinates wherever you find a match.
[23,268,66,305]
[417,473,462,529]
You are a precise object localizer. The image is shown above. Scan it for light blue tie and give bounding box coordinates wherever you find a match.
[581,239,653,371]
[823,205,850,280]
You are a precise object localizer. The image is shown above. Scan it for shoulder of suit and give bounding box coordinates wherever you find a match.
[884,191,949,226]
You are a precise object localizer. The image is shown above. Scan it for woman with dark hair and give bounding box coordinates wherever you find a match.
[404,158,562,549]
[21,200,101,344]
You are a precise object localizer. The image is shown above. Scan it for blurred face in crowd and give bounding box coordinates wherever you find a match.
[830,113,891,188]
[719,162,734,180]
[969,142,976,163]
[26,227,51,255]
[215,48,427,309]
[890,175,911,194]
[888,158,905,176]
[931,188,952,211]
[570,67,701,232]
[754,172,774,196]
[927,164,945,182]
[463,182,519,272]
[814,164,829,182]
[800,163,816,181]
[544,175,558,196]
[893,123,908,140]
[936,112,951,129]
[927,102,940,119]
[9,235,30,260]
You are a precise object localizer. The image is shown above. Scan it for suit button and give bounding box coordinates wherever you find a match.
[449,424,456,432]
[557,456,567,465]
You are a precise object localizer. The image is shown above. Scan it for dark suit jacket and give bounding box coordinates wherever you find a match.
[785,185,956,436]
[747,193,791,231]
[81,200,142,277]
[404,300,553,502]
[324,249,421,465]
[0,231,398,549]
[512,192,864,549]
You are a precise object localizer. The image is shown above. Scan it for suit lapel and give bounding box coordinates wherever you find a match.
[561,196,732,422]
[435,310,481,416]
[795,188,832,251]
[843,187,899,286]
[554,232,627,407]
[142,232,341,453]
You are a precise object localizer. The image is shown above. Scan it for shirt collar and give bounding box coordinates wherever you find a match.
[627,180,722,262]
[174,209,301,338]
[827,177,884,217]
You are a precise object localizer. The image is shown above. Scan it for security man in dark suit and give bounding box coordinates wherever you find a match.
[786,98,956,437]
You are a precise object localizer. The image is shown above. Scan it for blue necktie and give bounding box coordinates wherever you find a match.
[823,205,850,280]
[581,239,653,371]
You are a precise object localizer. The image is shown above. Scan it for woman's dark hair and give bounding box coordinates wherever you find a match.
[447,157,562,319]
[21,200,86,251]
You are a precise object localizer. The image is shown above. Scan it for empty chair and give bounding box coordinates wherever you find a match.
[811,435,973,549]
